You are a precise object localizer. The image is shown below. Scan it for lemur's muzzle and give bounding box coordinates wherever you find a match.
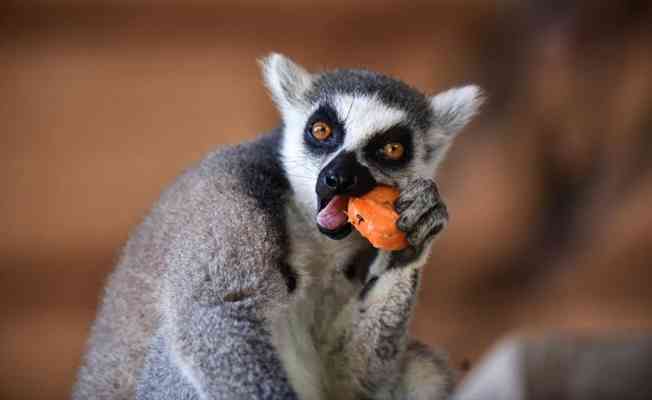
[316,151,376,239]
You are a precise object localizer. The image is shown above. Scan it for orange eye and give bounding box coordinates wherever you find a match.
[382,143,405,160]
[311,121,332,141]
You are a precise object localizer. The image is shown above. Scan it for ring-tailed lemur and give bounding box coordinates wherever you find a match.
[73,53,482,400]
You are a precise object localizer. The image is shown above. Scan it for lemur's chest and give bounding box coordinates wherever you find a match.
[270,261,355,399]
[270,204,369,398]
[282,233,361,344]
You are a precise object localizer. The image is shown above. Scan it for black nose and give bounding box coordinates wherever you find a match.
[317,151,376,199]
[324,173,356,190]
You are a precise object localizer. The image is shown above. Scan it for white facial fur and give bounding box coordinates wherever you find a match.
[261,53,483,217]
[331,94,407,151]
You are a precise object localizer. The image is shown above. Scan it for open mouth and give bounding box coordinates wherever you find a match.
[316,195,352,240]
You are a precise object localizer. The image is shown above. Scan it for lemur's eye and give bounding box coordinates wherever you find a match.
[381,143,405,160]
[311,121,332,141]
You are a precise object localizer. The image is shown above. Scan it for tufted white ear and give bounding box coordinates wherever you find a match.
[419,85,484,173]
[429,85,484,136]
[260,53,314,114]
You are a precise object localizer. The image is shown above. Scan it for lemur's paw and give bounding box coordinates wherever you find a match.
[394,178,448,258]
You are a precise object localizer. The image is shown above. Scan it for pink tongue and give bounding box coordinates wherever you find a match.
[317,195,349,230]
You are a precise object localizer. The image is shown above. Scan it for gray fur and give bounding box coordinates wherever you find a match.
[135,332,202,400]
[401,340,456,400]
[74,132,297,399]
[74,54,481,399]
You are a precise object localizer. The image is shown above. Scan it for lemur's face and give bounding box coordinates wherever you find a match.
[262,54,482,240]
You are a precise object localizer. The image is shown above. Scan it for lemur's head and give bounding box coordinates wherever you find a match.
[262,53,483,240]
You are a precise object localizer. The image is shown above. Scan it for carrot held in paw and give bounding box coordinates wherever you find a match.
[347,186,409,251]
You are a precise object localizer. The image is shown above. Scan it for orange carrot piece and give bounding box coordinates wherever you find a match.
[347,186,409,251]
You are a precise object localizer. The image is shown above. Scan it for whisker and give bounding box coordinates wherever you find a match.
[343,96,355,124]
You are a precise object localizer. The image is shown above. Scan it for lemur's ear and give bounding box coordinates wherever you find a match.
[429,85,484,137]
[261,53,314,113]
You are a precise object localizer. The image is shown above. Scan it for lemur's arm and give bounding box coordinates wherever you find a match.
[136,143,298,399]
[324,178,451,399]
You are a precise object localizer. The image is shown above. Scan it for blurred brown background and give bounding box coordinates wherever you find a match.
[2,1,652,399]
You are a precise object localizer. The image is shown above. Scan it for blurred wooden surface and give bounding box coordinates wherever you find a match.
[2,2,652,399]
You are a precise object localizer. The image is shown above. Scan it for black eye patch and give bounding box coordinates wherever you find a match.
[363,125,414,169]
[303,104,345,156]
